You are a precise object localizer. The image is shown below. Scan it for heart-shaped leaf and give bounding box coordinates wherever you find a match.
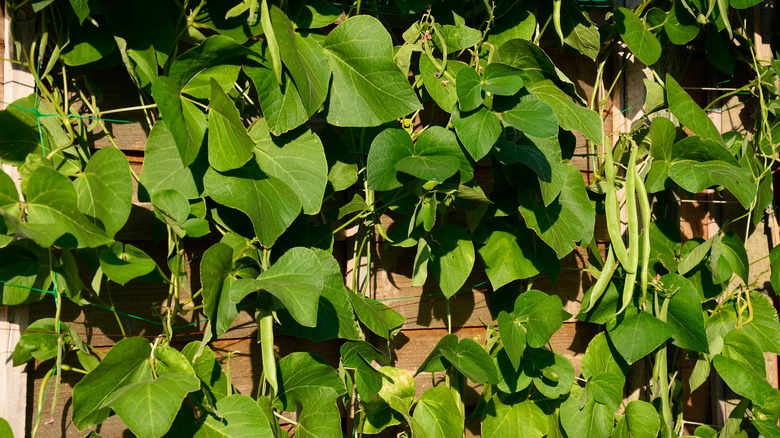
[73,147,132,237]
[440,337,499,384]
[322,16,421,126]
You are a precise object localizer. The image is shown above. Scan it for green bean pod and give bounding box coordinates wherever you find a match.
[257,306,278,396]
[604,146,630,268]
[260,0,283,86]
[583,246,617,314]
[635,159,651,302]
[618,147,639,315]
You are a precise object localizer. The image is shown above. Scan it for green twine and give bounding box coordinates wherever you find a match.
[0,278,205,330]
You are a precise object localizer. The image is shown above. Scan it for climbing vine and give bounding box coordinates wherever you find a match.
[1,0,779,437]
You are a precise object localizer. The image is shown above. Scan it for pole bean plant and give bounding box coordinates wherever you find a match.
[1,0,779,437]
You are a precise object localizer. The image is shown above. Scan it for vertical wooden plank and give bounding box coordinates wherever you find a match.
[1,4,35,436]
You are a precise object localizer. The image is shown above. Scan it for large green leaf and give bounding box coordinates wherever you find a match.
[614,8,661,65]
[275,352,346,411]
[204,161,301,247]
[661,274,709,353]
[419,56,468,114]
[435,23,482,51]
[482,63,525,96]
[440,338,499,384]
[394,127,462,183]
[12,318,60,365]
[495,135,567,206]
[478,223,540,290]
[625,400,661,438]
[99,242,157,286]
[139,120,201,199]
[21,166,112,249]
[168,35,254,98]
[495,349,533,394]
[500,94,558,138]
[294,387,343,438]
[713,354,773,405]
[232,247,323,327]
[644,117,677,193]
[519,165,595,258]
[742,292,780,354]
[347,293,405,339]
[411,386,464,438]
[0,242,48,305]
[278,250,360,341]
[287,0,342,28]
[527,79,602,144]
[530,349,575,399]
[497,311,526,371]
[495,39,573,92]
[607,311,674,364]
[105,372,200,438]
[151,77,204,167]
[0,101,41,166]
[666,75,722,144]
[322,16,421,126]
[515,290,564,348]
[250,121,328,215]
[244,61,308,136]
[587,372,624,412]
[665,0,700,45]
[488,11,536,49]
[452,106,501,161]
[207,79,254,172]
[0,168,19,209]
[194,394,276,437]
[582,333,627,385]
[669,137,755,208]
[722,329,766,375]
[366,128,412,191]
[428,224,475,298]
[341,341,388,399]
[416,334,458,375]
[456,67,484,111]
[482,398,547,438]
[72,338,152,430]
[201,243,237,338]
[560,387,614,438]
[559,0,600,61]
[271,6,331,115]
[73,148,132,237]
[59,24,116,66]
[710,232,749,284]
[363,366,416,434]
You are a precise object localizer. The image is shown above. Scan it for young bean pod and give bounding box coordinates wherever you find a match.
[604,145,630,268]
[258,306,278,396]
[260,0,283,86]
[618,147,639,315]
[583,246,617,314]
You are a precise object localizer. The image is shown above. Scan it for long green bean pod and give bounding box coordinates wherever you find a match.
[604,144,630,268]
[635,158,651,305]
[583,246,616,313]
[618,147,639,315]
[257,306,278,396]
[260,0,283,86]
